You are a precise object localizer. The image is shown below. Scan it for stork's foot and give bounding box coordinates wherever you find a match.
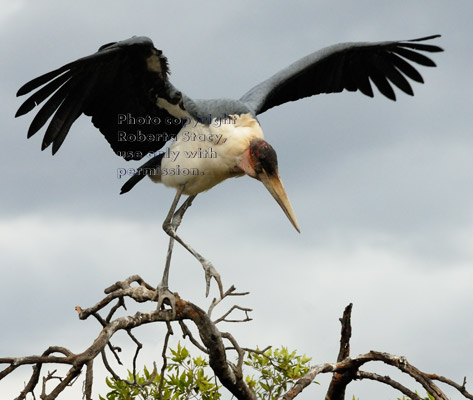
[201,259,224,298]
[156,283,176,318]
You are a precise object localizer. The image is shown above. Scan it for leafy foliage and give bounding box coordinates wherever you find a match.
[100,343,220,400]
[100,344,313,400]
[244,347,314,400]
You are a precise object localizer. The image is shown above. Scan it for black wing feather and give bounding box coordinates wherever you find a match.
[16,72,71,117]
[350,54,374,97]
[393,47,437,67]
[16,37,185,161]
[399,42,443,52]
[27,79,74,138]
[377,53,414,96]
[240,35,443,114]
[388,53,424,83]
[16,64,72,96]
[120,153,164,194]
[367,53,397,100]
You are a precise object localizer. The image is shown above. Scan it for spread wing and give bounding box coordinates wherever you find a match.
[240,35,443,115]
[16,36,189,161]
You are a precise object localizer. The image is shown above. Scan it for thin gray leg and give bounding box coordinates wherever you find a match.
[162,191,224,299]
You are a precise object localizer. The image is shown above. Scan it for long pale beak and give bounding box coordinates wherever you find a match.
[258,170,300,233]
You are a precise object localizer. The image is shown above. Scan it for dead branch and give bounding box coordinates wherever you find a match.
[221,332,245,374]
[173,294,257,400]
[1,276,471,400]
[356,371,423,400]
[325,303,354,400]
[158,322,173,400]
[179,320,209,354]
[281,305,472,400]
[0,276,255,400]
[426,374,473,400]
[213,305,253,324]
[208,285,250,319]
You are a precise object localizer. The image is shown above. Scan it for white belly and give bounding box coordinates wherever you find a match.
[155,114,264,195]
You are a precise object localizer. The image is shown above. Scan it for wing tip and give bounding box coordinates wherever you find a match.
[15,108,25,118]
[403,34,444,53]
[408,34,442,42]
[120,178,137,195]
[40,140,49,151]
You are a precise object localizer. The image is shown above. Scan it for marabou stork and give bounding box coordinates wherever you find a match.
[16,34,443,306]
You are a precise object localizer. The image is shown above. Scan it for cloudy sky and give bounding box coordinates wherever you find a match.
[1,1,472,399]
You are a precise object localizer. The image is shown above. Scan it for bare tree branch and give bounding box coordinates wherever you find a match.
[222,332,245,375]
[281,362,340,400]
[179,320,208,354]
[426,374,473,399]
[356,371,423,400]
[357,351,448,400]
[84,360,94,400]
[158,321,173,400]
[281,350,471,400]
[1,277,471,400]
[1,276,255,400]
[101,349,121,382]
[174,296,257,400]
[208,285,250,319]
[214,305,253,324]
[325,303,354,400]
